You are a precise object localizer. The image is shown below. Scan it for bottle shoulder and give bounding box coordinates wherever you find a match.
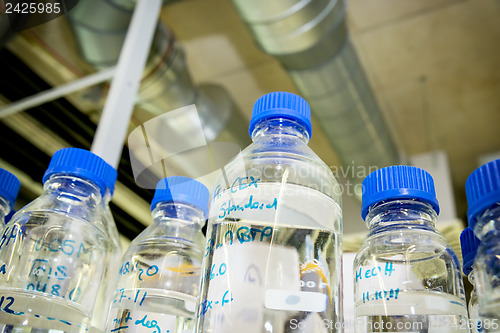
[9,194,108,237]
[119,235,205,287]
[124,238,204,258]
[356,227,457,263]
[14,192,99,217]
[127,223,205,255]
[215,138,340,202]
[7,209,107,241]
[116,242,204,298]
[241,136,329,168]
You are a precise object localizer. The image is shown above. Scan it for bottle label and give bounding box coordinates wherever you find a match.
[210,180,340,230]
[0,214,106,311]
[199,182,342,332]
[354,262,417,306]
[199,240,301,333]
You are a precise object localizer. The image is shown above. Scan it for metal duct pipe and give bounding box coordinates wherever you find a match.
[289,40,397,172]
[67,0,251,150]
[231,0,399,191]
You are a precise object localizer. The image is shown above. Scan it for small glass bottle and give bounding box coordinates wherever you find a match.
[354,165,469,333]
[106,176,208,333]
[460,227,483,333]
[0,148,115,331]
[197,92,343,333]
[465,159,500,332]
[0,167,20,225]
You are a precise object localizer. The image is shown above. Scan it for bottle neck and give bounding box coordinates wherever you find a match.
[0,196,10,221]
[365,199,438,232]
[151,202,205,237]
[251,118,310,144]
[472,203,500,240]
[43,174,103,207]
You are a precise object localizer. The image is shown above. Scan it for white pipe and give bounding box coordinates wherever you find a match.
[0,67,116,119]
[91,0,161,168]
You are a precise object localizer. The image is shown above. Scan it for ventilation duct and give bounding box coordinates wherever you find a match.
[231,0,399,192]
[67,0,251,161]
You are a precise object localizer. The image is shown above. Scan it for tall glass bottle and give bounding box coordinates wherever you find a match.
[466,159,500,332]
[106,176,208,333]
[0,168,20,225]
[460,227,483,333]
[196,92,343,333]
[354,165,468,333]
[0,148,115,332]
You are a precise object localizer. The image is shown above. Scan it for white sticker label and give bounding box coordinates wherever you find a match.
[265,289,327,312]
[201,242,300,333]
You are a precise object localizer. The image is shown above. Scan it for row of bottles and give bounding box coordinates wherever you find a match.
[0,92,497,333]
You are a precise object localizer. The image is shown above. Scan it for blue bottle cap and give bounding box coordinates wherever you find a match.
[248,91,312,138]
[42,148,117,197]
[460,227,480,275]
[465,159,500,229]
[0,168,21,209]
[151,176,209,218]
[361,165,440,220]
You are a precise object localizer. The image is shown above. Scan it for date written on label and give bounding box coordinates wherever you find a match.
[113,289,148,307]
[361,288,399,304]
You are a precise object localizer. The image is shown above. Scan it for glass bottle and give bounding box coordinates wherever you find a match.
[354,165,469,333]
[196,92,343,333]
[107,176,208,333]
[0,148,115,332]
